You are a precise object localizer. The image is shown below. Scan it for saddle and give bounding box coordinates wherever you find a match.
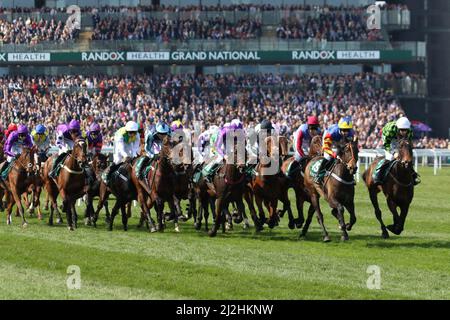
[0,160,14,180]
[135,156,157,180]
[373,159,398,184]
[50,153,69,179]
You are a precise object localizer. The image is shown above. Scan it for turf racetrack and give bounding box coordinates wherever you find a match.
[0,167,448,299]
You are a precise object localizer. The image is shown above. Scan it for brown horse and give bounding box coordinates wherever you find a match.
[362,139,415,238]
[0,146,37,227]
[303,137,359,241]
[0,138,5,211]
[22,150,48,220]
[245,136,292,231]
[207,142,247,237]
[132,136,178,232]
[43,139,88,230]
[280,135,322,229]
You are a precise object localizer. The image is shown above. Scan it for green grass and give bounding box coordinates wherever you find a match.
[0,167,449,300]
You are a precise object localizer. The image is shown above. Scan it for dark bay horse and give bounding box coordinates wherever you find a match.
[43,139,88,230]
[207,143,247,238]
[84,153,109,226]
[303,137,359,241]
[95,158,137,231]
[1,146,37,227]
[132,137,178,232]
[280,135,322,229]
[23,150,48,220]
[245,136,292,231]
[362,139,415,238]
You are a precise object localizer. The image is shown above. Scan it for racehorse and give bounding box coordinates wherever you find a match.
[207,139,247,237]
[362,139,415,238]
[84,153,109,226]
[303,137,359,241]
[94,157,137,231]
[245,136,292,231]
[132,136,178,232]
[0,146,37,227]
[280,135,322,229]
[43,139,88,230]
[22,150,48,220]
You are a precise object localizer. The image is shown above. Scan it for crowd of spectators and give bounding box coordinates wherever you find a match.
[276,10,383,41]
[0,16,78,45]
[0,3,408,14]
[91,16,261,41]
[0,72,446,149]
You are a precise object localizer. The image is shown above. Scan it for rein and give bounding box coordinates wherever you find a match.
[388,162,413,187]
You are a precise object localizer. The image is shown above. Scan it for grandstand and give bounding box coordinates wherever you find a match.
[0,0,448,151]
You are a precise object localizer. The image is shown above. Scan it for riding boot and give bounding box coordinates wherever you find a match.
[373,160,391,186]
[0,161,8,177]
[287,159,300,179]
[103,163,119,184]
[49,152,67,179]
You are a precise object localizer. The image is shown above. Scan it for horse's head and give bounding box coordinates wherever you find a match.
[309,135,323,157]
[72,139,88,167]
[278,135,290,160]
[17,146,37,176]
[338,136,359,175]
[397,139,413,168]
[93,153,109,172]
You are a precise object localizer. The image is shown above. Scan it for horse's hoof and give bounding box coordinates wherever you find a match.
[208,230,217,237]
[84,218,91,226]
[150,227,157,233]
[38,215,42,221]
[56,218,63,225]
[323,236,331,242]
[105,217,111,225]
[381,231,390,239]
[341,235,349,241]
[123,226,128,231]
[288,221,295,230]
[386,224,401,235]
[174,225,180,233]
[255,225,264,232]
[48,221,53,226]
[68,227,74,231]
[299,232,306,239]
[107,226,113,231]
[22,222,28,228]
[345,223,353,231]
[178,215,188,222]
[194,222,201,230]
[243,223,250,230]
[44,206,49,211]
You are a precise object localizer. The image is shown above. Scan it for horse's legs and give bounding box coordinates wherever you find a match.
[281,190,296,229]
[84,193,94,226]
[344,200,357,232]
[120,202,128,231]
[244,187,262,231]
[71,202,78,229]
[310,193,330,242]
[11,191,27,227]
[34,186,42,220]
[168,199,180,232]
[395,202,410,235]
[208,197,224,237]
[126,202,131,218]
[386,198,401,235]
[155,198,165,232]
[334,203,349,241]
[108,200,121,231]
[294,188,306,228]
[194,197,204,230]
[63,197,74,231]
[5,193,13,225]
[255,194,266,226]
[299,204,315,238]
[137,191,156,232]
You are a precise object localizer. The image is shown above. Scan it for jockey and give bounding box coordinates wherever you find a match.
[102,121,140,184]
[5,123,18,140]
[31,124,50,166]
[170,120,185,144]
[86,122,103,157]
[375,116,420,185]
[56,119,82,154]
[144,121,171,159]
[247,119,274,162]
[0,125,33,176]
[49,119,83,178]
[314,116,354,184]
[202,121,241,182]
[196,125,220,163]
[287,116,321,178]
